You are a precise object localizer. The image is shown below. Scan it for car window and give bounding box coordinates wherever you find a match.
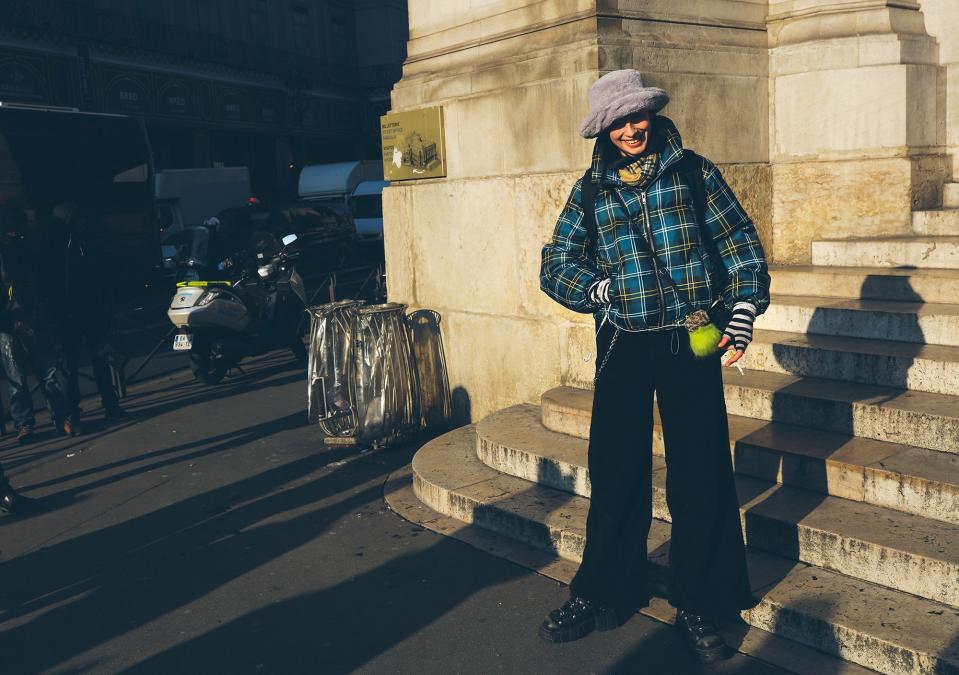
[285,206,349,238]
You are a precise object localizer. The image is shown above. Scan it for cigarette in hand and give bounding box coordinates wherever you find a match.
[722,349,745,375]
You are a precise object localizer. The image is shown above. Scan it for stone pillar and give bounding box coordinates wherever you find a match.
[385,1,771,420]
[768,0,950,263]
[918,0,959,177]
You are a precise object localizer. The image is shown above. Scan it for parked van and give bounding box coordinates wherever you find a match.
[0,102,159,300]
[298,160,382,207]
[156,166,251,237]
[348,180,388,243]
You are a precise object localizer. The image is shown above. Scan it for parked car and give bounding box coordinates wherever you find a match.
[213,201,356,281]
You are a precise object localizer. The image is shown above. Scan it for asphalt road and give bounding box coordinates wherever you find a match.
[0,351,789,674]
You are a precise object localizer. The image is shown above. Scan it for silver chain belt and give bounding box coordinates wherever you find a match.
[593,328,620,387]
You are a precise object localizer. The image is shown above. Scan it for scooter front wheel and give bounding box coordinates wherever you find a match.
[190,337,228,385]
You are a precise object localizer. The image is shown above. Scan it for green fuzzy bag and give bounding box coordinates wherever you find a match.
[684,309,722,358]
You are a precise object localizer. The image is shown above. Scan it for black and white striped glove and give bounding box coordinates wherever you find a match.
[587,278,611,306]
[722,302,757,352]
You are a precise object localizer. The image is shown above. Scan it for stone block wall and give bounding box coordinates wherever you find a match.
[768,0,952,261]
[385,0,955,420]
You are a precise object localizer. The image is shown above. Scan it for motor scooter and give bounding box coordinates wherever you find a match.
[167,233,308,384]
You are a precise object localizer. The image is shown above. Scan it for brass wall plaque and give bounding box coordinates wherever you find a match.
[380,107,446,181]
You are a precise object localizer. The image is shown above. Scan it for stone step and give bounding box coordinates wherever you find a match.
[748,328,959,396]
[721,368,959,455]
[541,386,959,526]
[944,183,959,209]
[387,465,875,675]
[913,209,959,236]
[477,404,959,607]
[412,426,959,675]
[811,235,959,269]
[757,294,959,347]
[768,264,959,304]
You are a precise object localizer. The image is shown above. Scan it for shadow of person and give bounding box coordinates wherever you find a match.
[104,426,580,674]
[0,445,406,673]
[118,534,531,675]
[451,385,472,427]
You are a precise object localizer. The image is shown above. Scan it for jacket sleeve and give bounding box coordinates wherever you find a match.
[700,159,771,314]
[540,179,606,313]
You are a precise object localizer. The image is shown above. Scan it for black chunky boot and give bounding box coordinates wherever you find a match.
[539,596,625,643]
[675,610,731,662]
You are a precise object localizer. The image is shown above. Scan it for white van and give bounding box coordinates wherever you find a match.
[349,180,388,242]
[156,166,251,237]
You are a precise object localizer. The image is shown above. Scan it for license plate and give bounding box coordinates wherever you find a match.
[173,333,193,351]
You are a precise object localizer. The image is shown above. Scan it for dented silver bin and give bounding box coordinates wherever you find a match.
[307,300,364,437]
[352,303,420,445]
[307,300,421,446]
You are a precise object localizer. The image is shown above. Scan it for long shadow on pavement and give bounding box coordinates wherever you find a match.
[0,357,305,475]
[0,443,402,673]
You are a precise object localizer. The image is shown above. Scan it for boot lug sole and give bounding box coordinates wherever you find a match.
[538,618,596,643]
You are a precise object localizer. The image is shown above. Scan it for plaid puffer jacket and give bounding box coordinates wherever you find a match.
[540,116,770,332]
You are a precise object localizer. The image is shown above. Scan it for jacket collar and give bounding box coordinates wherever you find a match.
[587,115,686,189]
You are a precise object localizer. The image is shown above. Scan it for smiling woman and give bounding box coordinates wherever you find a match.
[607,110,652,156]
[538,69,770,662]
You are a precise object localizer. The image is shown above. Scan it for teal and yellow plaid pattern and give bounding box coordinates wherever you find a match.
[540,116,770,332]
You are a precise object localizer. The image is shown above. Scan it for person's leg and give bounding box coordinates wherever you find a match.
[62,328,82,419]
[541,325,656,643]
[0,332,36,437]
[85,327,122,414]
[570,327,656,609]
[31,337,71,434]
[653,329,752,661]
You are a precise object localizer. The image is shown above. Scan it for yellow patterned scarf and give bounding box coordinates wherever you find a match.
[616,153,659,188]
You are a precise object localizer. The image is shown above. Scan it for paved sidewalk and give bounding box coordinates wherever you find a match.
[0,353,790,674]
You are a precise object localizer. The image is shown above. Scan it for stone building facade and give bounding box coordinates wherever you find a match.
[384,0,959,420]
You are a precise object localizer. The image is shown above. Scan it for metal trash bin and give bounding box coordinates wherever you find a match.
[353,303,420,445]
[407,309,451,430]
[307,300,421,447]
[307,300,364,437]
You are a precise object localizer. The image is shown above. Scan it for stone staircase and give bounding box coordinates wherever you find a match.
[813,182,959,267]
[913,183,959,236]
[403,228,959,673]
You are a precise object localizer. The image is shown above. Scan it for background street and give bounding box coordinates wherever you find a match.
[0,352,788,674]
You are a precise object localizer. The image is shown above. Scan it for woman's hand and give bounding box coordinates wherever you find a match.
[717,302,757,367]
[587,277,612,306]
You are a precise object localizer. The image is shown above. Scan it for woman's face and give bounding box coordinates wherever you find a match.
[607,110,653,157]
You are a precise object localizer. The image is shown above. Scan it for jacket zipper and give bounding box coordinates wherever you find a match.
[640,191,666,327]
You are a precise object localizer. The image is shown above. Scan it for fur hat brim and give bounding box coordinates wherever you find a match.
[579,88,670,139]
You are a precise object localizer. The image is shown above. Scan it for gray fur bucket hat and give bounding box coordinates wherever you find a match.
[579,70,669,138]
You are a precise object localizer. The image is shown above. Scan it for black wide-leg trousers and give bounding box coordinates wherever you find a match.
[569,322,753,617]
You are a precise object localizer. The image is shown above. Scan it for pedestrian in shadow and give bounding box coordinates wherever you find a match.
[0,206,72,443]
[539,70,771,662]
[46,203,126,432]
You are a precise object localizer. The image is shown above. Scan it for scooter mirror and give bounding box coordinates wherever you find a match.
[282,234,298,246]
